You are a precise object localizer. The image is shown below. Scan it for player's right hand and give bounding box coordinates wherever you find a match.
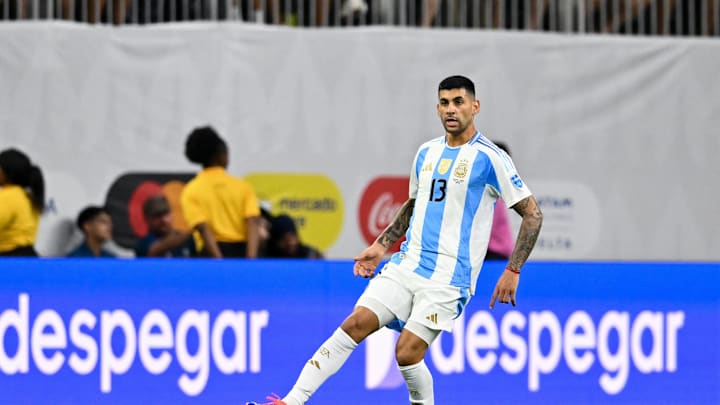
[353,243,385,278]
[489,270,520,309]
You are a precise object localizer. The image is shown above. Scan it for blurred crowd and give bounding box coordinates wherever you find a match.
[0,126,325,259]
[0,0,717,36]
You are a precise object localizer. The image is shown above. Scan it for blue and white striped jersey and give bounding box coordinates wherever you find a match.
[389,132,532,295]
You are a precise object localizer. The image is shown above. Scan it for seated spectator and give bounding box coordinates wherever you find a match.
[267,214,323,259]
[135,195,195,258]
[67,206,116,258]
[0,148,44,257]
[257,203,274,258]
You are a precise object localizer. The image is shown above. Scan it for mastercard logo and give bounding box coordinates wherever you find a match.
[104,173,194,248]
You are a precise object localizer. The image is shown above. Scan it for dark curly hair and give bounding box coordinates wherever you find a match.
[184,126,227,167]
[0,148,45,212]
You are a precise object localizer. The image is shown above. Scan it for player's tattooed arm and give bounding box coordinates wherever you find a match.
[508,195,543,271]
[376,198,416,249]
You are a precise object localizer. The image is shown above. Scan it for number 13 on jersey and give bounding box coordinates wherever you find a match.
[429,178,447,202]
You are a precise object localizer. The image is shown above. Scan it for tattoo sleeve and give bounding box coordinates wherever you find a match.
[508,196,543,270]
[376,198,415,249]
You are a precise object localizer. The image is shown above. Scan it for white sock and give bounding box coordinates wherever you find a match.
[283,328,358,405]
[399,360,434,405]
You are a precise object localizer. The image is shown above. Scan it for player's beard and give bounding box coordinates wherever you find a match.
[444,119,467,136]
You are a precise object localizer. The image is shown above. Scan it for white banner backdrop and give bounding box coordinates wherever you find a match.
[1,22,718,260]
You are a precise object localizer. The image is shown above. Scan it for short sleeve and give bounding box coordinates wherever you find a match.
[409,146,426,199]
[0,193,13,230]
[242,182,261,218]
[490,151,533,208]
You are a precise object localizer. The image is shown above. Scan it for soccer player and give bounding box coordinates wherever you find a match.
[264,75,543,405]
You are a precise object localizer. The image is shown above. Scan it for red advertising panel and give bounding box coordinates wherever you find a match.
[358,176,410,252]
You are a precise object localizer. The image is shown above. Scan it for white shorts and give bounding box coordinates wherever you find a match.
[355,261,470,343]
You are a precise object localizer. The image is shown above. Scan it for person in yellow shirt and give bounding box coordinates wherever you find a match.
[181,126,261,258]
[0,148,45,256]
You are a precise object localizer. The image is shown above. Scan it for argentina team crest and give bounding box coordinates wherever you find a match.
[453,159,469,184]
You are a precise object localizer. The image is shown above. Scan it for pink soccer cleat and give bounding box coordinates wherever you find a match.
[263,393,287,405]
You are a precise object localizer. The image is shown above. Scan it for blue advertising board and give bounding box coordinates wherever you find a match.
[0,259,718,404]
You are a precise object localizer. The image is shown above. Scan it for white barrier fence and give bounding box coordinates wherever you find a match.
[1,0,718,36]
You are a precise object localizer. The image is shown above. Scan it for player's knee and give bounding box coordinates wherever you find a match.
[395,343,425,366]
[340,308,378,343]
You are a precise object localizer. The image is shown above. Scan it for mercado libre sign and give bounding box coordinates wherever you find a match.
[245,172,344,252]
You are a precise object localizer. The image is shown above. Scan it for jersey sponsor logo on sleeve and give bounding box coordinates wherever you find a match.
[511,174,524,188]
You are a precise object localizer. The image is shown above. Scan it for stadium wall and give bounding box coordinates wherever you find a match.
[0,22,719,260]
[0,259,718,403]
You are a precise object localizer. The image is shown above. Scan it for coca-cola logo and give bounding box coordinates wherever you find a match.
[367,193,403,236]
[358,176,410,252]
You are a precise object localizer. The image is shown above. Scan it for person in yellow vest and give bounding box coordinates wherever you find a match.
[181,126,261,258]
[0,148,45,256]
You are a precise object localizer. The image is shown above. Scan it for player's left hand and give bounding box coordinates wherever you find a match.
[489,269,519,309]
[353,242,385,278]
